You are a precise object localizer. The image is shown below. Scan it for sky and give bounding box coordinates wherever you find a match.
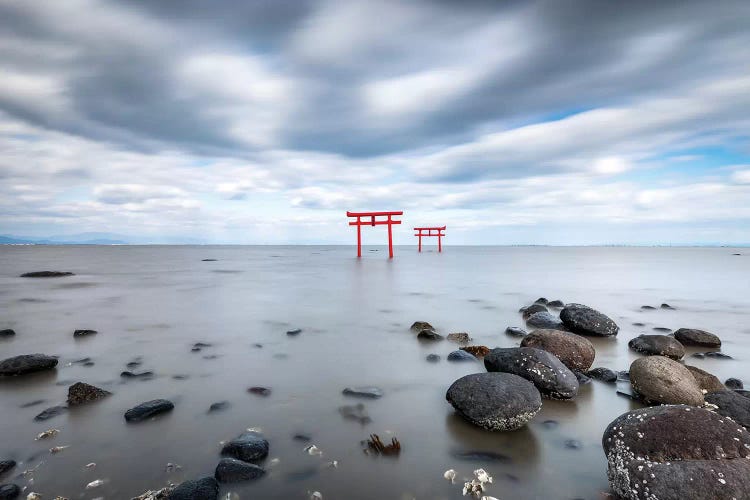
[0,0,749,245]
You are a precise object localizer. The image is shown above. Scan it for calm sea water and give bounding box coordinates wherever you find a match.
[0,245,748,499]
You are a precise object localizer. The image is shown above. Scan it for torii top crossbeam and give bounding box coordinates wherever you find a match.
[413,226,446,252]
[346,211,403,258]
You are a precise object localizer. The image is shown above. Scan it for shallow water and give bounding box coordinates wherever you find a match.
[0,245,748,499]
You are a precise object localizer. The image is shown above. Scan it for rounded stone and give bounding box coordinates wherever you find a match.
[673,328,721,347]
[521,329,595,372]
[221,431,269,462]
[214,458,265,483]
[628,334,685,360]
[0,354,58,376]
[685,365,725,393]
[629,356,704,406]
[525,311,565,330]
[124,399,174,422]
[560,303,619,337]
[484,347,578,400]
[169,476,218,500]
[0,484,20,500]
[585,367,618,383]
[705,391,750,430]
[447,350,477,362]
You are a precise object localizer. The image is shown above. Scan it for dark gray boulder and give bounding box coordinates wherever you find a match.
[221,431,269,462]
[20,271,74,278]
[0,354,58,376]
[629,356,704,406]
[417,329,443,340]
[34,405,68,421]
[484,347,578,400]
[446,372,542,431]
[342,386,383,399]
[447,350,477,362]
[525,311,565,330]
[726,378,744,390]
[169,476,219,500]
[628,334,685,360]
[520,329,595,372]
[124,399,174,422]
[67,382,111,406]
[585,367,617,383]
[560,303,619,337]
[521,303,548,319]
[573,371,591,385]
[0,461,15,476]
[534,297,548,305]
[705,391,750,430]
[208,401,230,413]
[673,328,721,347]
[504,326,527,337]
[685,365,725,393]
[214,458,265,483]
[0,484,20,500]
[0,330,15,338]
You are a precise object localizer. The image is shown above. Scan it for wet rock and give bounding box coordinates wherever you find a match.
[484,347,578,400]
[617,370,630,381]
[520,303,548,319]
[34,405,68,421]
[67,382,111,406]
[560,303,619,337]
[214,458,265,483]
[585,367,618,383]
[632,322,645,327]
[445,372,542,431]
[221,431,269,462]
[574,371,591,385]
[451,450,511,463]
[120,370,154,379]
[338,403,371,424]
[737,390,750,398]
[0,461,15,476]
[660,303,675,309]
[208,401,230,413]
[124,399,174,422]
[564,439,582,449]
[640,305,656,310]
[248,387,271,397]
[504,326,527,337]
[547,300,565,308]
[126,360,142,369]
[410,321,434,332]
[286,328,302,336]
[541,419,559,429]
[425,354,440,363]
[417,329,443,341]
[201,259,217,261]
[726,378,744,390]
[629,356,704,406]
[460,345,490,358]
[447,350,477,362]
[627,334,685,360]
[446,332,471,343]
[602,405,750,500]
[73,329,97,337]
[342,386,383,399]
[19,399,45,408]
[191,342,212,352]
[20,271,74,278]
[0,484,20,500]
[525,311,566,330]
[169,476,219,500]
[673,328,721,347]
[692,351,732,360]
[293,433,311,442]
[520,328,595,372]
[685,365,725,393]
[534,297,549,305]
[0,329,15,338]
[0,354,58,376]
[705,391,750,430]
[652,327,672,333]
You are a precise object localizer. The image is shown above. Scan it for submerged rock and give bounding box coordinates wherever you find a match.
[0,329,15,338]
[520,303,548,319]
[248,387,271,397]
[208,401,230,413]
[705,391,750,430]
[585,367,618,383]
[417,329,443,341]
[652,327,672,333]
[425,354,441,363]
[446,332,471,343]
[450,450,511,463]
[214,458,265,483]
[628,334,685,360]
[0,484,20,500]
[169,476,219,500]
[410,321,434,332]
[629,356,704,406]
[124,399,174,422]
[120,371,154,379]
[685,365,725,393]
[484,347,578,400]
[560,303,619,337]
[446,372,542,431]
[0,354,58,376]
[447,350,477,362]
[0,460,15,476]
[660,303,675,310]
[286,328,302,336]
[460,345,490,358]
[726,378,744,390]
[673,328,721,347]
[504,327,527,337]
[342,386,383,399]
[73,329,97,337]
[338,403,371,424]
[574,371,591,385]
[525,311,565,330]
[534,297,549,305]
[221,431,269,462]
[67,382,111,406]
[34,405,68,421]
[692,351,732,360]
[520,329,595,372]
[20,271,74,278]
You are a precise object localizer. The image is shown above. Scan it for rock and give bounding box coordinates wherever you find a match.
[574,371,591,385]
[0,329,15,338]
[726,378,744,390]
[560,303,619,337]
[0,484,20,500]
[446,332,471,343]
[673,328,721,347]
[201,259,217,261]
[338,403,371,424]
[602,405,750,500]
[447,350,477,362]
[248,387,271,396]
[504,327,527,337]
[629,356,704,406]
[534,297,549,305]
[0,354,58,376]
[520,303,548,316]
[67,382,111,406]
[208,401,230,413]
[685,365,726,393]
[292,433,311,442]
[617,370,630,380]
[564,439,582,449]
[640,305,656,310]
[484,347,579,400]
[652,327,672,333]
[124,399,174,422]
[520,329,595,372]
[632,322,645,327]
[425,354,440,363]
[445,372,542,431]
[221,431,269,462]
[214,458,265,483]
[417,329,443,340]
[34,405,68,421]
[525,311,565,330]
[460,345,490,358]
[73,329,97,337]
[585,367,618,383]
[0,461,15,476]
[20,271,74,278]
[692,351,732,360]
[342,386,383,399]
[286,328,302,336]
[705,391,750,430]
[410,321,434,332]
[169,476,219,500]
[627,334,685,360]
[120,371,154,379]
[737,390,750,399]
[660,303,675,309]
[451,450,511,463]
[547,300,564,308]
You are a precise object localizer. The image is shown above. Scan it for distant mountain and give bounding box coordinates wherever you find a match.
[0,233,128,245]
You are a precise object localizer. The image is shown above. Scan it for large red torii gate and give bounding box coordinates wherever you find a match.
[414,226,446,252]
[346,211,403,259]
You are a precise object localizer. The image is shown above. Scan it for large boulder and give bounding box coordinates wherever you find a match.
[560,303,619,337]
[0,461,15,476]
[124,399,174,422]
[525,311,566,330]
[705,391,750,430]
[602,405,750,500]
[484,347,578,400]
[520,303,548,319]
[628,334,685,360]
[445,372,542,431]
[0,484,20,500]
[673,328,721,347]
[221,431,269,462]
[685,365,726,393]
[169,476,218,500]
[67,382,111,406]
[520,329,595,372]
[214,458,265,483]
[0,354,58,376]
[629,356,704,406]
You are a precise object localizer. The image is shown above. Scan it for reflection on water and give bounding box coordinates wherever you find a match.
[0,245,748,499]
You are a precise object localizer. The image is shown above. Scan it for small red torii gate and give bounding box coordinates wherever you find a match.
[346,211,403,259]
[414,226,446,252]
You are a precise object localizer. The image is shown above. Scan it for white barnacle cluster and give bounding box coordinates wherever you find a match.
[462,468,494,497]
